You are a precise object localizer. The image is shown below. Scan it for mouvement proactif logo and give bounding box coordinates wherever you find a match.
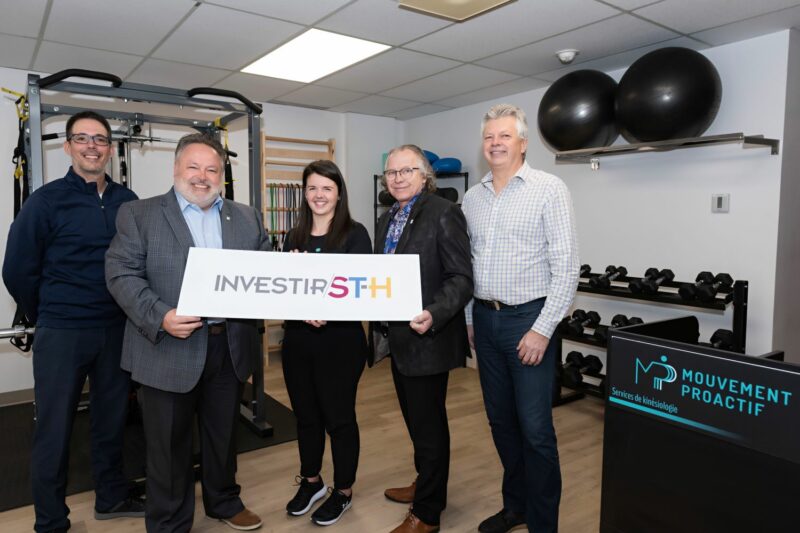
[635,355,678,391]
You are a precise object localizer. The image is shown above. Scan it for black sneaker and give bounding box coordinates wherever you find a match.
[478,508,525,533]
[286,476,327,516]
[310,489,352,526]
[94,496,146,520]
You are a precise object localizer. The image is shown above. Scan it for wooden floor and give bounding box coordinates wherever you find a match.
[0,356,605,532]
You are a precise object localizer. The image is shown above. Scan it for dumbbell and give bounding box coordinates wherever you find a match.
[629,267,660,294]
[639,269,675,294]
[562,351,604,386]
[579,264,592,278]
[564,309,601,336]
[593,314,644,343]
[678,271,715,301]
[590,265,628,289]
[696,273,734,303]
[710,329,734,350]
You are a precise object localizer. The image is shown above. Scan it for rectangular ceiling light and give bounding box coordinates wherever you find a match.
[242,29,390,83]
[399,0,515,22]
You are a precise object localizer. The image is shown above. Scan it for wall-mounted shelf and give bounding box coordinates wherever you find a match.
[555,132,780,170]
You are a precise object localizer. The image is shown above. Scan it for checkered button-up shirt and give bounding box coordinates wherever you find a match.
[462,161,580,338]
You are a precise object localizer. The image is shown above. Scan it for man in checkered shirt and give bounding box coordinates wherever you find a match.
[462,103,580,533]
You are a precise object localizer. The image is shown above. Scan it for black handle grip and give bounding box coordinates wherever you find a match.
[37,69,122,89]
[187,87,262,114]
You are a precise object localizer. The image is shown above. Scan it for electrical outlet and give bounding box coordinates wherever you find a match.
[711,193,730,213]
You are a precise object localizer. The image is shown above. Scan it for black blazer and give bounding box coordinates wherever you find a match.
[371,193,473,377]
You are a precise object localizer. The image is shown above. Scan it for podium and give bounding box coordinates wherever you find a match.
[601,316,799,533]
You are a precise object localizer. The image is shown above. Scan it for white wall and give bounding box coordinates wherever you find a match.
[0,69,398,393]
[403,31,792,362]
[773,28,800,362]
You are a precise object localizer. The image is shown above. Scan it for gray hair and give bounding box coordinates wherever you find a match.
[382,144,437,192]
[174,133,226,165]
[481,103,528,140]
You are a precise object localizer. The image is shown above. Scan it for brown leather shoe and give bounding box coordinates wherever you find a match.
[384,480,416,503]
[390,511,440,533]
[220,508,262,530]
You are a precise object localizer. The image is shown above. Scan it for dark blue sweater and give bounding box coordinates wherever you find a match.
[2,167,138,328]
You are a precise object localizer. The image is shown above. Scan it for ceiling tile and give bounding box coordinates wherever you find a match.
[403,0,619,61]
[201,0,351,25]
[476,14,679,76]
[214,73,304,102]
[0,0,47,38]
[0,34,37,70]
[603,0,664,10]
[691,5,800,46]
[126,59,229,89]
[330,95,420,115]
[434,77,549,108]
[276,85,368,109]
[318,0,453,46]
[534,36,707,82]
[44,0,195,56]
[391,103,453,120]
[33,41,143,79]
[153,3,303,70]
[634,0,800,34]
[381,64,519,102]
[316,49,460,93]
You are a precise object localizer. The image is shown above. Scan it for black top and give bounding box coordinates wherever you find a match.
[2,167,138,327]
[284,222,372,330]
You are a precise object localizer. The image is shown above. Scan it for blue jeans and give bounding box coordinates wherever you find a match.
[473,298,561,533]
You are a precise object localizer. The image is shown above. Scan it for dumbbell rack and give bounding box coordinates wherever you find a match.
[553,272,749,406]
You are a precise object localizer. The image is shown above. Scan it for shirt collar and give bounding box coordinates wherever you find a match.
[389,192,421,218]
[174,188,223,213]
[65,166,112,194]
[481,161,531,188]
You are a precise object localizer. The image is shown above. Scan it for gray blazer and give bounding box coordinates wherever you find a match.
[106,189,271,393]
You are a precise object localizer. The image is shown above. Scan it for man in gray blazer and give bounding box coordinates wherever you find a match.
[106,133,270,532]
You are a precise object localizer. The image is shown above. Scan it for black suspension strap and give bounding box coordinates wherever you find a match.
[3,87,34,351]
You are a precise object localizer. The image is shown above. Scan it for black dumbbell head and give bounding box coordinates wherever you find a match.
[565,351,585,366]
[660,269,675,282]
[627,317,644,325]
[583,355,604,374]
[710,329,734,349]
[611,314,629,327]
[715,273,734,288]
[585,311,601,325]
[615,266,628,278]
[696,271,714,283]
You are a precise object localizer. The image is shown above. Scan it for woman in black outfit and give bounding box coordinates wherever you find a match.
[281,159,371,527]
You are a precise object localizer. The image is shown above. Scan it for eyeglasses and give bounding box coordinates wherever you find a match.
[383,167,419,180]
[68,133,111,146]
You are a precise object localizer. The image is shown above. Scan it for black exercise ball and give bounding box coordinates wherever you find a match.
[537,69,619,151]
[616,47,721,143]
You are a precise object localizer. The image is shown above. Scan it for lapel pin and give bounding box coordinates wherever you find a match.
[225,216,230,221]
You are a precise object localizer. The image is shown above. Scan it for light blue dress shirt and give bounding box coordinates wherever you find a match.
[175,189,223,323]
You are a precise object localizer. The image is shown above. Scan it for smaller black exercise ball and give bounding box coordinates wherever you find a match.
[537,69,619,151]
[616,47,722,142]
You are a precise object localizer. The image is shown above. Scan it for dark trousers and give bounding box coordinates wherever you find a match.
[473,298,562,533]
[391,357,450,526]
[30,325,130,533]
[282,324,366,489]
[139,332,244,533]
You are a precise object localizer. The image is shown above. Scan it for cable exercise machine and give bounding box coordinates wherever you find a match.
[2,68,273,437]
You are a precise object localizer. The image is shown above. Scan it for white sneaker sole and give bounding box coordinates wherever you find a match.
[311,500,352,526]
[287,485,328,516]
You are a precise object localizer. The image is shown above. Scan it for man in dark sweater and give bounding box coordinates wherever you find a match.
[2,111,142,533]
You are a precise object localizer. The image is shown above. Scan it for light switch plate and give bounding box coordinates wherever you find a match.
[712,193,730,213]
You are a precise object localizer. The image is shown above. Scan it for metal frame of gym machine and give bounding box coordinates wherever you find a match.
[14,68,273,437]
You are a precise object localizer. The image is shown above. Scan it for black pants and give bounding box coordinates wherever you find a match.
[282,323,366,489]
[391,357,450,526]
[31,325,130,533]
[139,332,244,533]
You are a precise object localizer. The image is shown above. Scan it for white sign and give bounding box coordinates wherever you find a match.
[176,248,422,321]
